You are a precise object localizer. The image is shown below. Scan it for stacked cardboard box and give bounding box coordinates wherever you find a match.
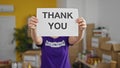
[69,41,83,64]
[85,23,120,68]
[0,60,11,68]
[0,64,11,68]
[86,23,95,50]
[22,50,41,68]
[97,60,117,68]
[118,53,120,68]
[93,29,108,37]
[91,37,110,49]
[100,42,120,68]
[86,23,110,50]
[91,37,110,58]
[100,42,120,60]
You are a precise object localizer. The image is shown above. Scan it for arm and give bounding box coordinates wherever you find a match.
[28,16,43,45]
[69,17,87,45]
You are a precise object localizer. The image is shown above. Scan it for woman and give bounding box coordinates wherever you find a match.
[28,16,87,68]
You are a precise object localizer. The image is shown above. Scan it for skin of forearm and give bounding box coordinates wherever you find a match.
[31,29,42,45]
[75,29,85,44]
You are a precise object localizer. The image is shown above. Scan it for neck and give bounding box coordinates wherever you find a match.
[51,36,59,38]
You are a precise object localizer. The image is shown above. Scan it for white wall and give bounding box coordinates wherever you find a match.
[98,0,120,42]
[85,0,99,24]
[57,0,85,18]
[66,0,85,17]
[57,0,66,8]
[57,0,120,42]
[57,0,99,24]
[0,16,16,61]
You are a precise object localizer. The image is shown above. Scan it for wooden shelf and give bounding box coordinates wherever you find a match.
[78,59,96,68]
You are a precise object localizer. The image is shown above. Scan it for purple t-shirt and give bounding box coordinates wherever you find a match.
[40,36,71,68]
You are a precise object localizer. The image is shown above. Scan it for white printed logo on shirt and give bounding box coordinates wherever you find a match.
[45,40,65,48]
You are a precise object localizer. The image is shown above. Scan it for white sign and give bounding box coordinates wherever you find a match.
[37,8,79,36]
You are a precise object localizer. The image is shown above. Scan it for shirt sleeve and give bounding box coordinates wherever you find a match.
[36,44,42,47]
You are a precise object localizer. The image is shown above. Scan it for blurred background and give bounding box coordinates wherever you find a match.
[0,0,120,68]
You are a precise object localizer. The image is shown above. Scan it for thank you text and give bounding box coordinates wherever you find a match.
[37,8,79,36]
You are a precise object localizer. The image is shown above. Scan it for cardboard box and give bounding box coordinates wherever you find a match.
[118,53,120,68]
[100,47,120,61]
[86,23,95,50]
[95,48,102,58]
[100,42,120,68]
[69,41,82,64]
[97,61,117,68]
[100,41,120,52]
[91,37,110,48]
[100,50,119,62]
[0,60,11,68]
[97,62,110,68]
[22,50,41,68]
[0,64,11,68]
[93,29,108,37]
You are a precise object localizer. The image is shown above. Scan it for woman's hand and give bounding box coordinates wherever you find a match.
[76,17,87,31]
[28,16,38,30]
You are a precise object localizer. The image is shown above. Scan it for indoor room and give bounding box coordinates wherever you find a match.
[0,0,120,68]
